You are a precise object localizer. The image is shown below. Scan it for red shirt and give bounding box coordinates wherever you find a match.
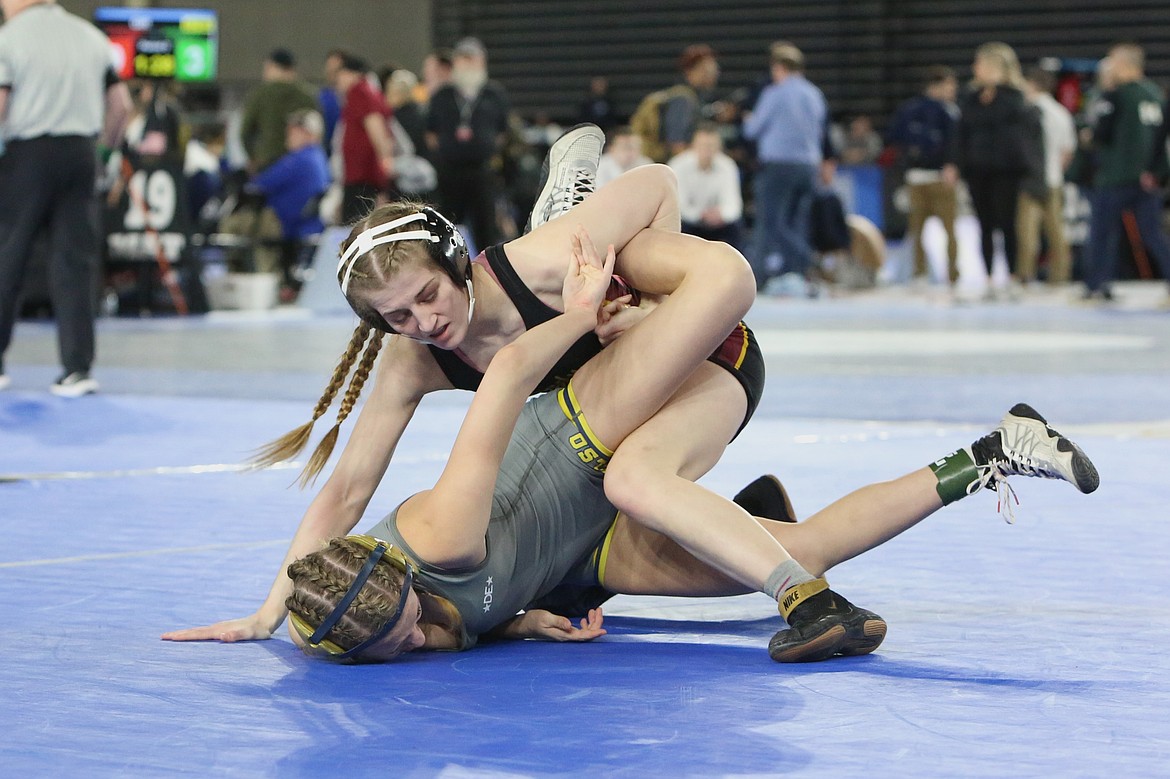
[341,78,391,187]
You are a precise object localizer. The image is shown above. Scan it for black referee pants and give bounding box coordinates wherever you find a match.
[0,135,99,375]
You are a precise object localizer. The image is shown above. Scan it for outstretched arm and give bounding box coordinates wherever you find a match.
[397,228,616,566]
[162,337,449,642]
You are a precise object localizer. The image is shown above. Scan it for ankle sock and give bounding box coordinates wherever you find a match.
[764,559,816,601]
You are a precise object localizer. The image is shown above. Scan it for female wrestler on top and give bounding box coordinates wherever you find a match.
[165,127,880,657]
[280,225,1098,662]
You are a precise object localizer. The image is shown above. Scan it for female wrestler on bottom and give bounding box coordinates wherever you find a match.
[165,147,867,651]
[283,228,1098,662]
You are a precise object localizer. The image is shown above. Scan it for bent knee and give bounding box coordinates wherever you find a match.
[710,242,757,312]
[603,451,668,519]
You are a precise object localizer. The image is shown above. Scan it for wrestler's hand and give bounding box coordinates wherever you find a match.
[515,608,607,642]
[161,614,275,643]
[595,294,663,346]
[563,226,616,319]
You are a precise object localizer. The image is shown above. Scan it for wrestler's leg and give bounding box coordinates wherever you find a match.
[602,469,943,597]
[596,364,797,591]
[604,404,1100,599]
[505,164,681,273]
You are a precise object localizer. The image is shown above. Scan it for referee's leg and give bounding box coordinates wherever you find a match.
[47,137,100,375]
[0,140,52,365]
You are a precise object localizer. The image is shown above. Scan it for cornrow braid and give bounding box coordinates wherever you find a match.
[286,538,406,651]
[297,329,386,487]
[250,323,373,473]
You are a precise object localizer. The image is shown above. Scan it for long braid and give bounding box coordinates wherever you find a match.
[298,329,386,487]
[250,323,373,473]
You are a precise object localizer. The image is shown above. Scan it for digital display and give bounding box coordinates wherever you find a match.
[94,7,218,83]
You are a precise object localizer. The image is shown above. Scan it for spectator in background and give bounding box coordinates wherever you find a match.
[1017,67,1077,285]
[122,80,182,162]
[669,122,744,249]
[335,53,394,223]
[240,48,317,173]
[579,76,618,135]
[250,109,330,299]
[0,0,132,396]
[220,109,331,281]
[1063,58,1116,220]
[1083,42,1170,302]
[662,44,721,160]
[318,49,346,153]
[383,68,428,164]
[957,42,1033,296]
[426,37,511,250]
[1142,88,1170,194]
[184,122,227,225]
[250,109,330,246]
[838,114,882,166]
[420,48,453,107]
[886,65,961,286]
[597,125,652,188]
[742,41,829,295]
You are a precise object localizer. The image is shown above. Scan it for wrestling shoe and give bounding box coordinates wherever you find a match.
[970,403,1100,503]
[769,578,887,663]
[0,372,10,391]
[733,474,797,523]
[49,371,99,398]
[524,123,604,234]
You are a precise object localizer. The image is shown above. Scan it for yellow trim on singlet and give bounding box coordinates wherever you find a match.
[595,515,620,588]
[732,322,750,369]
[560,381,614,457]
[558,381,615,472]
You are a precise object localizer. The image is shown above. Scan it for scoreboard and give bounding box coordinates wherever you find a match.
[95,7,218,83]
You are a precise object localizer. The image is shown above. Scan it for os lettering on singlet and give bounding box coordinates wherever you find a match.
[569,433,610,473]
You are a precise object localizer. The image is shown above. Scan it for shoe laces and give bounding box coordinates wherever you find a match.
[1000,424,1065,480]
[547,167,595,218]
[966,462,1020,524]
[569,167,595,205]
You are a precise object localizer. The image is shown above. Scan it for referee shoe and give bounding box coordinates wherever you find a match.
[50,371,99,398]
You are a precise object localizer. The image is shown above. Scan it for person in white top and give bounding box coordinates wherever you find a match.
[668,122,745,249]
[596,125,652,188]
[1018,67,1077,284]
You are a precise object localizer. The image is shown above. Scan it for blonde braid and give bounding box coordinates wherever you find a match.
[250,323,373,472]
[298,329,386,487]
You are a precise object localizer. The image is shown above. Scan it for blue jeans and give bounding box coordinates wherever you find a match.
[749,161,817,287]
[1085,184,1170,292]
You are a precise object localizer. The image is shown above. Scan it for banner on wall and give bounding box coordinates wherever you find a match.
[105,158,192,262]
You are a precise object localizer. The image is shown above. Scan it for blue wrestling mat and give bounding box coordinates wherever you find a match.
[2,290,1169,776]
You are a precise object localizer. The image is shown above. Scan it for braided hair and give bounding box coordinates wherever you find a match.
[286,537,407,652]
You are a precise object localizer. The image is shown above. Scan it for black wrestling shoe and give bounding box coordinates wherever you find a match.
[733,474,797,523]
[769,578,887,663]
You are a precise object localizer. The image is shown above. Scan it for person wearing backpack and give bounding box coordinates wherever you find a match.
[886,66,961,286]
[630,44,719,163]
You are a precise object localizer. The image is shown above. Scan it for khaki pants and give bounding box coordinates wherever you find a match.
[906,180,958,282]
[1017,186,1070,283]
[218,206,283,273]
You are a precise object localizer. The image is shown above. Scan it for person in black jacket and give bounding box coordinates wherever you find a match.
[957,42,1035,294]
[425,37,511,250]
